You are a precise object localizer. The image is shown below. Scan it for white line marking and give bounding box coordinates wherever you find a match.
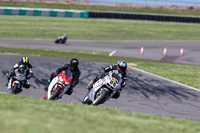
[128,66,200,92]
[0,92,8,94]
[109,50,116,57]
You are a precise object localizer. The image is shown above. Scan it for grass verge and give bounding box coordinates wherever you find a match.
[0,46,199,89]
[1,1,200,16]
[0,93,200,133]
[1,15,200,41]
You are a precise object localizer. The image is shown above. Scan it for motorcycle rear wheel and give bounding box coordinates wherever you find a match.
[49,86,62,100]
[93,89,109,105]
[61,40,66,44]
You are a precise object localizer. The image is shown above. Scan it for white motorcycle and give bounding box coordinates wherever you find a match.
[82,71,122,105]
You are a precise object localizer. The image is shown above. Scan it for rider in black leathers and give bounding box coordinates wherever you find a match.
[44,58,81,95]
[87,60,127,99]
[6,57,33,90]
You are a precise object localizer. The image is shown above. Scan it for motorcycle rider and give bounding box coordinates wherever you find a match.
[6,57,33,91]
[87,60,127,99]
[44,58,81,96]
[55,34,67,44]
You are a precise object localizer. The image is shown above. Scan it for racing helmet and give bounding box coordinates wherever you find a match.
[21,57,29,66]
[70,58,79,71]
[117,60,127,73]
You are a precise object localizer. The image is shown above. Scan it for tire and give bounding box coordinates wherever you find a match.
[49,86,62,100]
[61,40,66,44]
[55,40,59,44]
[82,95,92,105]
[12,83,19,94]
[92,89,109,106]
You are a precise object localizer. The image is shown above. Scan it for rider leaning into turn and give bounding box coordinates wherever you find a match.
[6,57,33,90]
[44,58,81,95]
[87,60,127,99]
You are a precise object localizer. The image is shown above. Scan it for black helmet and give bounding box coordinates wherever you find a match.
[21,57,29,66]
[70,58,79,71]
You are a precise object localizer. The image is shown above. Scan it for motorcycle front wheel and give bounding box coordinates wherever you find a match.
[55,40,59,44]
[12,83,19,94]
[93,89,109,106]
[82,95,92,105]
[49,86,62,100]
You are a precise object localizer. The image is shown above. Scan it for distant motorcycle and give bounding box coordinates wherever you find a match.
[82,71,122,105]
[45,70,72,100]
[55,34,67,44]
[7,67,27,94]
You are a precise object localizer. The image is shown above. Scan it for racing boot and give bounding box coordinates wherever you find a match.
[43,91,48,99]
[87,84,93,92]
[6,73,10,86]
[23,80,30,89]
[43,80,50,91]
[6,82,8,87]
[86,80,93,92]
[65,86,73,95]
[6,73,11,87]
[86,76,100,92]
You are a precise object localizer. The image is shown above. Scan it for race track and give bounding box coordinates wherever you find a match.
[1,53,200,121]
[0,38,200,66]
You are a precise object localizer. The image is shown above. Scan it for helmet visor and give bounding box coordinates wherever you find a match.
[118,64,127,73]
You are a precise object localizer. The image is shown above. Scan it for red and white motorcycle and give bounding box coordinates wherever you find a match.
[45,70,72,100]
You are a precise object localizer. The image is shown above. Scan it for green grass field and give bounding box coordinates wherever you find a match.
[0,93,199,133]
[0,15,200,41]
[0,46,199,89]
[1,1,200,16]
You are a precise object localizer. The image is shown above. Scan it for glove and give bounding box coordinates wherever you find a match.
[100,71,105,78]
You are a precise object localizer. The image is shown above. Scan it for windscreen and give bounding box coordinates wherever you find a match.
[65,70,72,78]
[17,67,26,74]
[112,73,120,83]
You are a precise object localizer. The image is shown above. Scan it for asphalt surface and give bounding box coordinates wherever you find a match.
[1,53,200,121]
[0,38,200,66]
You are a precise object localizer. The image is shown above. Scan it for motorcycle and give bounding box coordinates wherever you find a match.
[7,67,27,94]
[55,34,67,44]
[45,70,72,100]
[82,71,122,105]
